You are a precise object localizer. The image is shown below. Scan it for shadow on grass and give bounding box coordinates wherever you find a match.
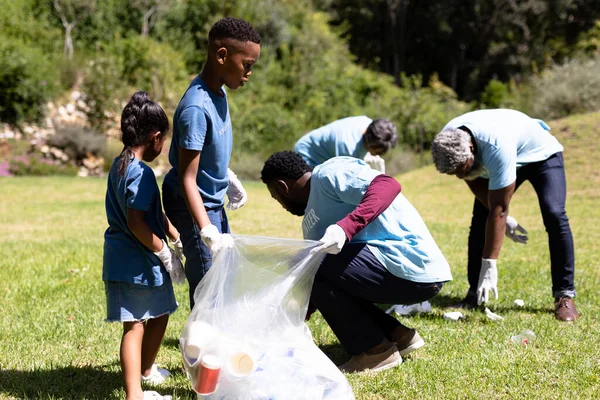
[318,343,348,365]
[0,365,122,400]
[163,337,181,350]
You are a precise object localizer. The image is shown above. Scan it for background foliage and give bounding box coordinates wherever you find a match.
[1,0,600,177]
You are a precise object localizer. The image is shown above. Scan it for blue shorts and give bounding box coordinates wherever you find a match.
[104,281,178,322]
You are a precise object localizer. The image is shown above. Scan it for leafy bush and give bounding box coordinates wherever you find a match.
[81,36,190,130]
[480,80,510,108]
[47,125,106,162]
[531,56,600,119]
[0,38,58,125]
[9,154,78,176]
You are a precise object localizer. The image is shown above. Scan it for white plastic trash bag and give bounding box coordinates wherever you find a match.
[180,235,355,400]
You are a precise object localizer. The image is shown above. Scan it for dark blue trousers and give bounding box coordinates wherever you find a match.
[467,152,576,299]
[162,183,230,310]
[310,243,444,355]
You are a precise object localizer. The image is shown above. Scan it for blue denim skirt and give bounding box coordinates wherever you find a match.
[104,281,178,322]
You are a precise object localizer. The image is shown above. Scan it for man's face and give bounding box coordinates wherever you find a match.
[451,155,486,181]
[220,41,261,90]
[267,181,306,217]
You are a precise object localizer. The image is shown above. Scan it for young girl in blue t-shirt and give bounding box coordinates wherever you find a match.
[103,91,185,400]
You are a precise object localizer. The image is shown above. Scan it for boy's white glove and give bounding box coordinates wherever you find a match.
[200,224,234,256]
[310,224,347,255]
[477,258,498,305]
[154,240,185,284]
[505,216,528,244]
[364,153,386,173]
[170,233,184,260]
[226,168,247,210]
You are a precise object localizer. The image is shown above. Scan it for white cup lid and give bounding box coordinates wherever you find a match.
[201,354,222,369]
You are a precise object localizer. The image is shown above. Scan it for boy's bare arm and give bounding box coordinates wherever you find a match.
[178,148,211,229]
[127,208,163,252]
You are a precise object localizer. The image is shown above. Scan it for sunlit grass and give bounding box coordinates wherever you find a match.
[1,112,599,399]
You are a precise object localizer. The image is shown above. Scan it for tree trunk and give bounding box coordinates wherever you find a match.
[141,5,158,37]
[65,23,75,60]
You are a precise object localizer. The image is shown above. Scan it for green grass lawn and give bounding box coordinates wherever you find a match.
[1,112,600,399]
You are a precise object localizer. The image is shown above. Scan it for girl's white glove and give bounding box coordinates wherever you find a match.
[226,168,248,210]
[310,224,347,255]
[505,216,528,244]
[477,258,498,305]
[154,240,185,284]
[170,233,184,260]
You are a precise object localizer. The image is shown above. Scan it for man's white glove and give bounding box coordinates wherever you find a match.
[170,233,184,260]
[226,168,247,211]
[200,224,234,256]
[154,240,185,284]
[310,224,347,255]
[477,258,498,305]
[364,153,386,173]
[505,216,528,244]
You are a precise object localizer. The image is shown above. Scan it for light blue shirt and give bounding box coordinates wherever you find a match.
[103,157,168,286]
[164,75,233,209]
[444,109,564,190]
[294,116,372,168]
[303,157,452,283]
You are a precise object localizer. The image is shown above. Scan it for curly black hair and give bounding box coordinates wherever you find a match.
[261,151,312,183]
[209,17,261,44]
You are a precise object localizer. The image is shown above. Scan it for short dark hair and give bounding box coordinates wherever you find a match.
[365,118,398,153]
[209,17,261,44]
[261,151,311,183]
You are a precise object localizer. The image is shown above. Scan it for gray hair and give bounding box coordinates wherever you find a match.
[431,128,472,173]
[365,119,398,153]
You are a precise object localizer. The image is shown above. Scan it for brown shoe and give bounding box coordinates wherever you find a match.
[555,297,580,321]
[339,344,402,373]
[390,325,425,356]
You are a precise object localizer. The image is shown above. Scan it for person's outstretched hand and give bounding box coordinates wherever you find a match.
[200,224,234,256]
[226,168,248,211]
[477,258,498,305]
[505,216,528,244]
[310,224,347,255]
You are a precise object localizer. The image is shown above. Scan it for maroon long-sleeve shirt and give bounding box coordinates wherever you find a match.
[336,174,402,241]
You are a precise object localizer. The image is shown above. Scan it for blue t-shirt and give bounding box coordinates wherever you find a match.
[444,109,564,190]
[294,116,372,168]
[302,157,452,283]
[163,75,233,209]
[103,157,168,286]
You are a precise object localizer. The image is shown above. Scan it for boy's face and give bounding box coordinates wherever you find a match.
[218,41,261,90]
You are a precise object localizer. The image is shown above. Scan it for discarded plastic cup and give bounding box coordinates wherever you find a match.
[511,329,536,346]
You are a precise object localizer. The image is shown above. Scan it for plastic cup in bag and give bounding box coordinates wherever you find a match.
[227,350,257,378]
[184,320,218,360]
[195,355,222,395]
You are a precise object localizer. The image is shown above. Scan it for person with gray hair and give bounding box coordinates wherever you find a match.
[294,116,398,172]
[431,108,579,322]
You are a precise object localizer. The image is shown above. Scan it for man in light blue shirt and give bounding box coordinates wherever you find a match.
[431,109,578,321]
[261,151,451,373]
[294,116,398,171]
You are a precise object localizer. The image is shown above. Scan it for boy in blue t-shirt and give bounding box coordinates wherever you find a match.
[261,151,451,374]
[431,109,578,321]
[162,17,261,309]
[293,116,398,172]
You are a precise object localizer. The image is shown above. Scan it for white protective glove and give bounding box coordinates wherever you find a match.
[200,224,234,256]
[170,233,184,260]
[477,258,498,305]
[154,240,185,284]
[505,216,528,244]
[226,168,248,211]
[363,153,386,173]
[310,224,347,255]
